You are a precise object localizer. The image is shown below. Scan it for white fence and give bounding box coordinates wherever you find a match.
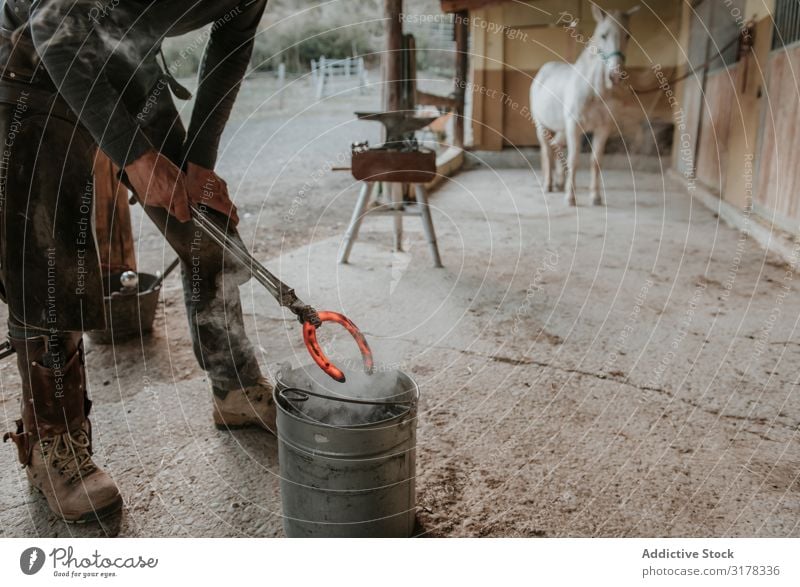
[310,56,368,98]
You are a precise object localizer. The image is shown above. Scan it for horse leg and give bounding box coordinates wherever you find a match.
[590,126,611,206]
[564,121,580,207]
[535,123,553,192]
[552,132,566,191]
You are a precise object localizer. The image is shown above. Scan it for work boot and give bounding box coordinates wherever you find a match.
[3,334,122,523]
[212,377,277,433]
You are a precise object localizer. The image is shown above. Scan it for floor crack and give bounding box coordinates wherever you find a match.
[420,343,799,434]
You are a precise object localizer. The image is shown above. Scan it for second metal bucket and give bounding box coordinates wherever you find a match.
[274,364,419,538]
[87,271,162,345]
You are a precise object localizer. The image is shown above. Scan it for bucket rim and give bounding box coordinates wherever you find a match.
[274,367,420,430]
[101,271,163,299]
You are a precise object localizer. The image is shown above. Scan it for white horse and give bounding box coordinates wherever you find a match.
[531,4,638,206]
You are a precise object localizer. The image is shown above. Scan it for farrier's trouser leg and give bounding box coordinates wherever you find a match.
[132,93,262,392]
[133,200,263,390]
[0,101,115,518]
[0,102,98,433]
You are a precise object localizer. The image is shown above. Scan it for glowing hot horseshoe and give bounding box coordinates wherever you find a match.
[303,311,374,383]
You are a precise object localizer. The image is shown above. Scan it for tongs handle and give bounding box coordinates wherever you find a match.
[302,311,374,383]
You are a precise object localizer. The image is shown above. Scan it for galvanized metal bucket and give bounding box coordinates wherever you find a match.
[274,364,419,538]
[87,272,162,345]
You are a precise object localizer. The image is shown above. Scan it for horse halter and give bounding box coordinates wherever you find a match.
[601,50,626,64]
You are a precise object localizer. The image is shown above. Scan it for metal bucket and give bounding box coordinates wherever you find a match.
[87,272,162,345]
[274,364,419,537]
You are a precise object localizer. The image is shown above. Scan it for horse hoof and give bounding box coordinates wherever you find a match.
[591,196,603,206]
[565,196,577,207]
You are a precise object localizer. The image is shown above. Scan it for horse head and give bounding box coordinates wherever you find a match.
[589,3,639,88]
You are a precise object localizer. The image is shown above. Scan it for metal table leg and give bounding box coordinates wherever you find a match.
[392,183,404,252]
[338,181,374,264]
[415,184,443,268]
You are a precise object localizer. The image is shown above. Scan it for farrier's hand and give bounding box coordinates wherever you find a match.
[185,162,239,226]
[124,150,191,222]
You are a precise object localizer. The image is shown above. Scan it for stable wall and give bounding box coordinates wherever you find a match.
[675,0,800,234]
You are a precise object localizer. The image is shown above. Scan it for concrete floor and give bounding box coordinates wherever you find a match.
[1,79,798,537]
[2,163,798,537]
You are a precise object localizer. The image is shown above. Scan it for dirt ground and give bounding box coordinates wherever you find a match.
[1,75,798,537]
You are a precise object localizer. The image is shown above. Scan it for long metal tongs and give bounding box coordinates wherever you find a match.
[190,205,373,383]
[190,205,316,323]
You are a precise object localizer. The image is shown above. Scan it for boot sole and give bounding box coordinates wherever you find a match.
[33,486,123,524]
[212,405,276,434]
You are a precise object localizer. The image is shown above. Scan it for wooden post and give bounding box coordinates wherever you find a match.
[358,57,367,94]
[453,10,469,148]
[277,62,286,109]
[93,150,136,274]
[384,0,404,113]
[405,33,417,111]
[316,56,327,99]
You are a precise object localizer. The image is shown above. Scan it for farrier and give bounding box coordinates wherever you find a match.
[0,0,275,523]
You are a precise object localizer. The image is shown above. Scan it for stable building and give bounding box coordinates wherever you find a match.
[439,0,798,261]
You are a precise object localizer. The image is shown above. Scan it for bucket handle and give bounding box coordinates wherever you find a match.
[278,386,414,408]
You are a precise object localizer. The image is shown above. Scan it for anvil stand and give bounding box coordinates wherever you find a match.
[338,111,443,268]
